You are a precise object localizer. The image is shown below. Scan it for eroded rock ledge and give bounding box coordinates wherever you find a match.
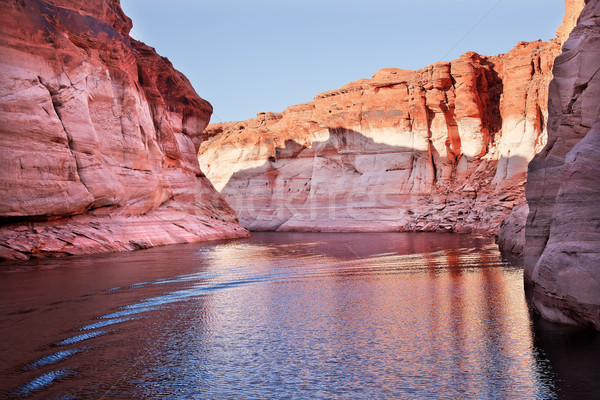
[524,0,600,330]
[200,40,560,234]
[0,0,248,260]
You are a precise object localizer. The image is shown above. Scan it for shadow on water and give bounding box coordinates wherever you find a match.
[526,287,600,400]
[506,254,600,400]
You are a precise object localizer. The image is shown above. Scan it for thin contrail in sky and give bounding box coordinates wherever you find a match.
[439,0,504,61]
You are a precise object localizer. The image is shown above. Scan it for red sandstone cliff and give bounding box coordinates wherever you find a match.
[0,0,248,260]
[524,0,600,330]
[557,0,588,45]
[199,40,560,233]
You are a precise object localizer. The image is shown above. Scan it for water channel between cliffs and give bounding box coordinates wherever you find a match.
[1,232,599,399]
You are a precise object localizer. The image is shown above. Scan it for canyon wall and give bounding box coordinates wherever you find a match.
[557,0,588,45]
[524,0,600,330]
[0,0,248,260]
[200,40,560,233]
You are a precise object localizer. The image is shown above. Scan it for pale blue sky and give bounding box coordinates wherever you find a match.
[121,0,565,123]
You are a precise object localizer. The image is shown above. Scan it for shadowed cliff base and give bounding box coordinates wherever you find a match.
[0,182,248,261]
[213,128,529,234]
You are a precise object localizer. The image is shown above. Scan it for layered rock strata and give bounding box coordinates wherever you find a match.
[200,40,559,233]
[524,0,600,330]
[0,0,247,260]
[497,203,529,256]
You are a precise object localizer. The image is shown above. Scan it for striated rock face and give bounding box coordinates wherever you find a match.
[200,40,559,233]
[497,204,528,257]
[524,0,600,330]
[0,0,248,260]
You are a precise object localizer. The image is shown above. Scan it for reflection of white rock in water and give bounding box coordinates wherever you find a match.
[7,232,591,399]
[524,0,600,330]
[200,39,560,234]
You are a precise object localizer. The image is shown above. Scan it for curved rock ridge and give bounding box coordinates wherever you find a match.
[497,203,529,257]
[524,0,600,330]
[0,0,248,260]
[200,39,560,233]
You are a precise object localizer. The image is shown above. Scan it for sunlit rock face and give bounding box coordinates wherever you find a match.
[524,0,600,330]
[200,40,559,233]
[556,0,586,46]
[0,0,248,260]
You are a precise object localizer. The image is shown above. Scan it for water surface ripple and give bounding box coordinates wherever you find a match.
[1,232,599,399]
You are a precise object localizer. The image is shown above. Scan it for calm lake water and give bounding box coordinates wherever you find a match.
[1,232,599,399]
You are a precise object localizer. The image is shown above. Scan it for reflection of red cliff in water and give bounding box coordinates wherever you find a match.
[422,246,536,394]
[201,233,547,397]
[1,231,585,397]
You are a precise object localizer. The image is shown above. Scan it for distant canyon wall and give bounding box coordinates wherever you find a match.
[200,39,560,233]
[0,0,247,260]
[524,0,600,330]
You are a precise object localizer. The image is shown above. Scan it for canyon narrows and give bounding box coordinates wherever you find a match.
[0,0,248,260]
[0,3,599,399]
